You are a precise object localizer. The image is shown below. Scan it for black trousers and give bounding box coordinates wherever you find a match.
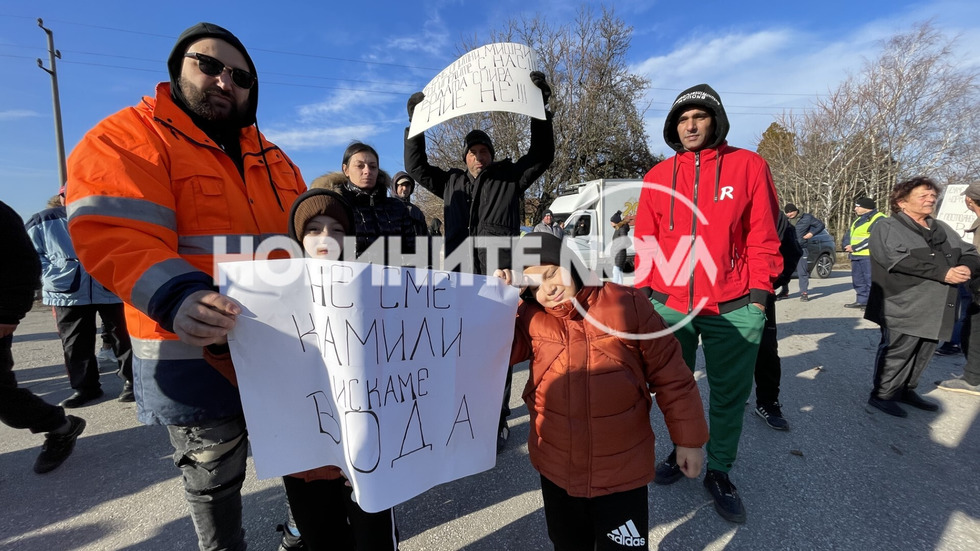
[871,327,937,400]
[0,334,67,434]
[54,303,133,391]
[540,475,649,551]
[754,294,781,406]
[282,475,398,550]
[957,302,980,385]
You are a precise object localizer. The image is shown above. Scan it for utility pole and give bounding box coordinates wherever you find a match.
[36,18,67,187]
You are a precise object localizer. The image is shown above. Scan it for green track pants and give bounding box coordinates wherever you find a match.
[652,301,766,473]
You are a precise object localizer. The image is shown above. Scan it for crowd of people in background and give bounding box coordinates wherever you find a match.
[3,19,979,551]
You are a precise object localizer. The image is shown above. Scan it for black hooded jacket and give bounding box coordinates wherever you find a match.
[0,201,40,325]
[389,171,429,236]
[404,112,555,257]
[168,22,258,130]
[167,21,259,175]
[663,83,729,153]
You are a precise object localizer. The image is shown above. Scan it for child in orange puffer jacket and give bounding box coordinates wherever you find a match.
[495,232,708,550]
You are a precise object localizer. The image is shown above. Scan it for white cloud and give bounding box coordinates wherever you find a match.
[632,25,894,155]
[0,110,40,121]
[381,8,452,59]
[632,29,795,85]
[297,86,398,121]
[263,124,380,150]
[632,2,980,156]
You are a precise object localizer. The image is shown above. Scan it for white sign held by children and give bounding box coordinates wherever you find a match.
[407,42,546,137]
[218,259,519,513]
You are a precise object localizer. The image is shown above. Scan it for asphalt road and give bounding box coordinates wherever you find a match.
[1,271,978,550]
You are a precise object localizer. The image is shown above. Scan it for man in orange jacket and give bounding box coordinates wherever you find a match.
[66,22,305,550]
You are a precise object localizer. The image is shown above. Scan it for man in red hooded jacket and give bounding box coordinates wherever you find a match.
[633,83,782,524]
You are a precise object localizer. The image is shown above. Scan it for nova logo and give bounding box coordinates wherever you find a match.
[632,235,719,287]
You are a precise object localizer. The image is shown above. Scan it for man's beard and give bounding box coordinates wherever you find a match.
[179,77,248,129]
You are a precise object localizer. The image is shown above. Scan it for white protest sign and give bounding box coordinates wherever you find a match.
[408,42,546,138]
[936,184,974,241]
[218,259,519,513]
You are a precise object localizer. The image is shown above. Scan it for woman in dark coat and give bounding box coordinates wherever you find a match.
[865,176,980,417]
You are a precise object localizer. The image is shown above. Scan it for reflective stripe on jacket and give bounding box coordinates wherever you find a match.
[848,211,885,256]
[66,82,306,425]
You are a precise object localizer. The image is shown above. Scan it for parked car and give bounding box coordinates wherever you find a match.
[796,229,836,279]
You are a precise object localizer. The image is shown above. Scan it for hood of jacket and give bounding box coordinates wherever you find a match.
[167,22,258,129]
[663,83,730,152]
[311,170,392,203]
[390,170,415,201]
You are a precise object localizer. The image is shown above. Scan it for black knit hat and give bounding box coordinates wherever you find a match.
[783,203,799,214]
[610,210,622,224]
[463,129,495,161]
[168,22,258,127]
[288,189,355,245]
[518,232,566,267]
[854,197,875,210]
[663,83,730,152]
[516,232,590,297]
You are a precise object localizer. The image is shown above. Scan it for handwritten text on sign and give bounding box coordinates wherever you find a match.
[408,42,545,137]
[218,259,519,513]
[936,184,974,241]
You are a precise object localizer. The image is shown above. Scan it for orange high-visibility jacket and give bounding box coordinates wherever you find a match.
[66,83,306,425]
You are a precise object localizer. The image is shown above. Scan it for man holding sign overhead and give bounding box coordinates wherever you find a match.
[403,46,555,277]
[403,45,554,454]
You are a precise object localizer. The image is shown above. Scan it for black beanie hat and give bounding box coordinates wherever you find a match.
[288,189,355,245]
[854,197,876,210]
[519,231,566,267]
[610,210,622,224]
[168,22,258,127]
[516,232,589,297]
[784,203,799,214]
[463,130,495,161]
[663,83,730,153]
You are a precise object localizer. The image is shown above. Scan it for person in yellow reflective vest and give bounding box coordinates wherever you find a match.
[842,197,885,308]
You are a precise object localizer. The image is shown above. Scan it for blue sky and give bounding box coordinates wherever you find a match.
[2,0,978,220]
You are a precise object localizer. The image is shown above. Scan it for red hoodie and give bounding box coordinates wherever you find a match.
[633,143,782,315]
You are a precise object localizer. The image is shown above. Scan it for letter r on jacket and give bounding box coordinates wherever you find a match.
[720,186,734,200]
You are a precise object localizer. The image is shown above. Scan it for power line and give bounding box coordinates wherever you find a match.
[0,15,826,111]
[0,15,442,72]
[648,86,822,98]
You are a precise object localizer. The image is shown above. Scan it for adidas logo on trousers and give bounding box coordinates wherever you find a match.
[607,519,646,547]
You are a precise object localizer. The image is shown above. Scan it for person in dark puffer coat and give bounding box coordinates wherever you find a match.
[310,142,427,266]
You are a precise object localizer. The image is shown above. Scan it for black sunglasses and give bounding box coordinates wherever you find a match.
[184,52,256,89]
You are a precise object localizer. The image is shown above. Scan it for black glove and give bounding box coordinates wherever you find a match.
[407,92,425,122]
[529,71,551,105]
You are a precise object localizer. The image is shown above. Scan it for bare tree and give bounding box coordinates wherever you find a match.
[421,5,658,224]
[762,22,980,241]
